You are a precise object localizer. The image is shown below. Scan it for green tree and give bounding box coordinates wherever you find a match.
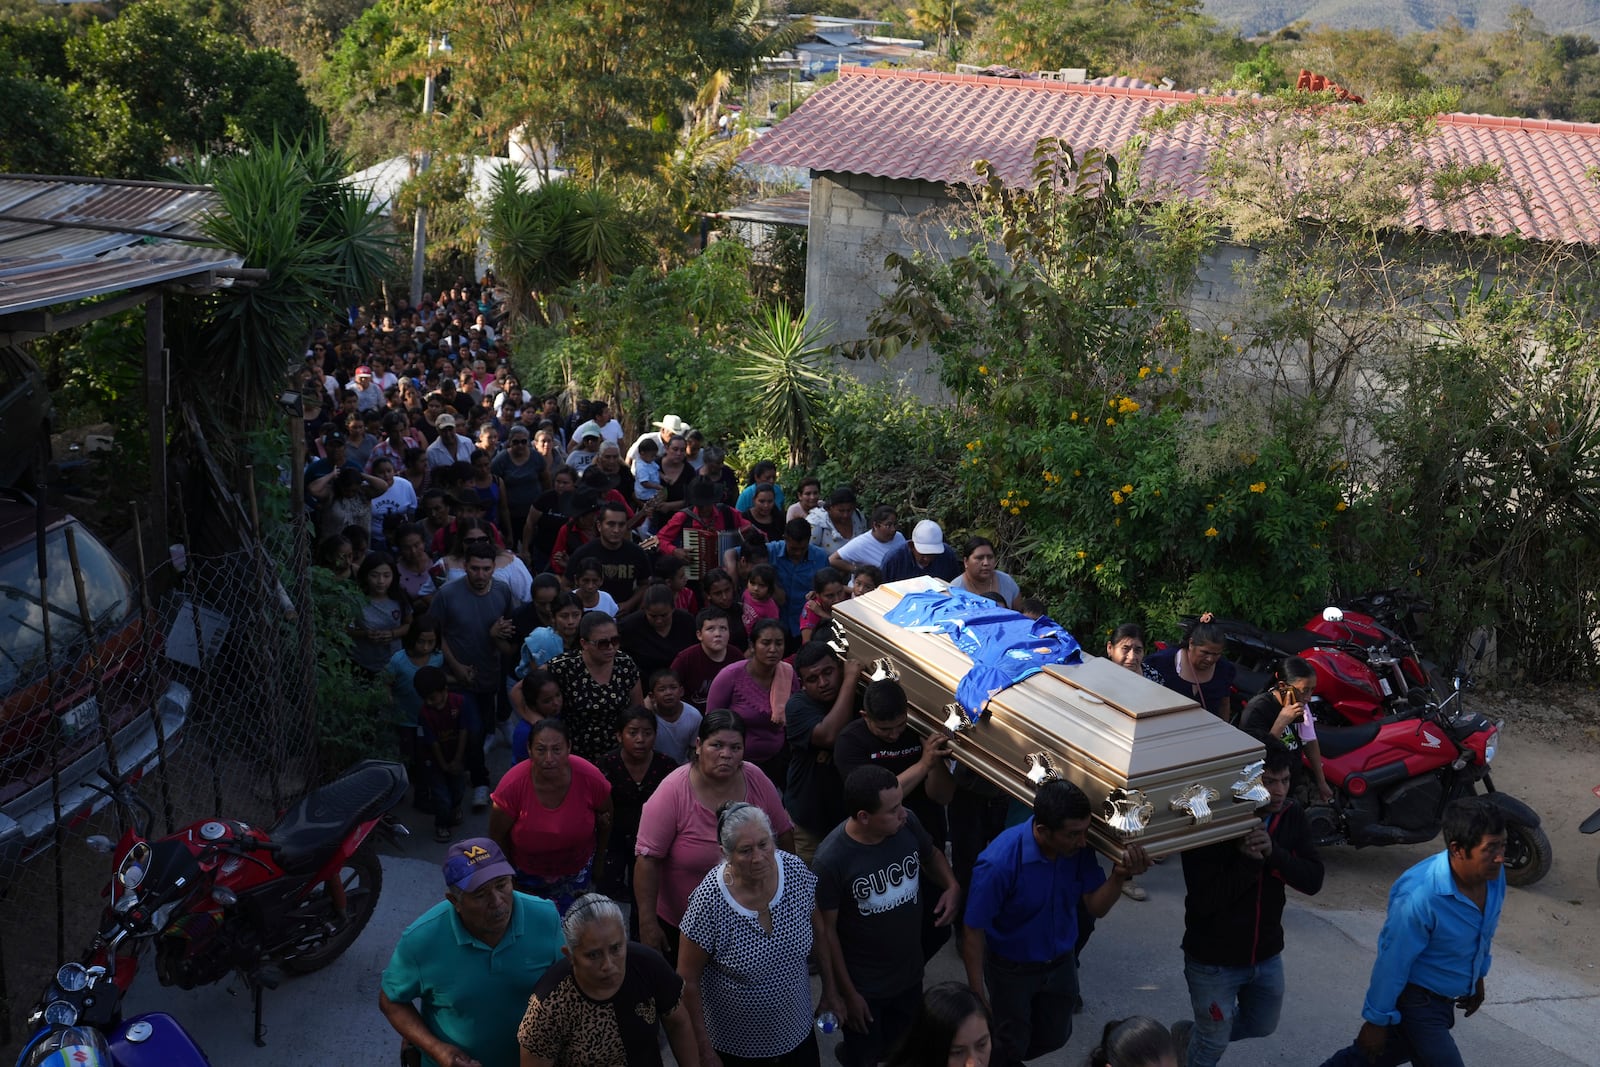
[907,0,975,60]
[61,0,322,176]
[169,136,395,434]
[735,305,835,469]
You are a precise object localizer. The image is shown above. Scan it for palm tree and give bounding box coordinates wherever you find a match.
[907,0,974,61]
[734,304,834,469]
[169,136,395,434]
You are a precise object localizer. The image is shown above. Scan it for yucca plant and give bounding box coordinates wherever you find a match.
[734,304,834,469]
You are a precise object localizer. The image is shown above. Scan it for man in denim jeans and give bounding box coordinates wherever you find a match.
[1317,797,1507,1067]
[1173,745,1324,1064]
[961,780,1150,1067]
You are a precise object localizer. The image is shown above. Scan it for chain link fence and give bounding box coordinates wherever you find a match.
[0,509,320,1049]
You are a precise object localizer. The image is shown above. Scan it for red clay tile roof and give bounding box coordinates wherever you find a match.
[741,67,1600,246]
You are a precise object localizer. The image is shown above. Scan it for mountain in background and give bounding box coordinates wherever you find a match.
[1203,0,1600,36]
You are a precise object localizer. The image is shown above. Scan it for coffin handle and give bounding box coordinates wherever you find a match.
[1169,784,1220,825]
[1103,788,1154,838]
[1025,752,1060,787]
[867,656,901,683]
[1231,760,1271,806]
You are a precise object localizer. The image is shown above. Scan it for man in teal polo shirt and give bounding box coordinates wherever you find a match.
[380,838,564,1067]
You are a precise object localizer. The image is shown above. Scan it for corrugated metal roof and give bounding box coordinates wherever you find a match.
[740,67,1600,246]
[711,190,812,227]
[0,176,239,317]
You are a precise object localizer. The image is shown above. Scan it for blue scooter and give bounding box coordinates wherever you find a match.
[14,961,210,1067]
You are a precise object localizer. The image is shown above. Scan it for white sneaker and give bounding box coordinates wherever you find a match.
[472,785,490,811]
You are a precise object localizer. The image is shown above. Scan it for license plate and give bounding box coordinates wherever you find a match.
[61,697,100,739]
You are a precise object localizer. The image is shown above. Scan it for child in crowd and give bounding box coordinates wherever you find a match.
[385,616,443,804]
[351,552,409,675]
[657,555,699,615]
[742,562,780,632]
[414,666,472,841]
[798,565,849,645]
[509,669,563,765]
[701,568,748,650]
[632,437,662,502]
[643,668,703,765]
[852,564,885,598]
[1018,597,1049,620]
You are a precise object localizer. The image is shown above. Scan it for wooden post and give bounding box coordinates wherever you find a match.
[145,293,168,553]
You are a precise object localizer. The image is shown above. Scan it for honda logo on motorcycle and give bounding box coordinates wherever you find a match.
[1420,729,1442,750]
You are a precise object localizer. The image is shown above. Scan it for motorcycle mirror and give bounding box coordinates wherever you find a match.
[1322,607,1345,622]
[212,886,238,906]
[85,835,115,854]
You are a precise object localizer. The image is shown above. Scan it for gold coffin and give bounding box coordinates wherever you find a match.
[831,580,1266,859]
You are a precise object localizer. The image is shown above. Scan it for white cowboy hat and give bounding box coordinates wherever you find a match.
[652,414,692,436]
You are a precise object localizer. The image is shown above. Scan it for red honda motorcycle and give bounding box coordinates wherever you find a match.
[83,759,409,1045]
[1299,683,1551,887]
[1199,592,1437,726]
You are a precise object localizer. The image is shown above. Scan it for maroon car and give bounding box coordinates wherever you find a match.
[0,494,189,885]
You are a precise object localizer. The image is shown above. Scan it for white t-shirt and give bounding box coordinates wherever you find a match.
[835,530,905,569]
[653,702,703,765]
[597,420,626,447]
[369,478,418,543]
[425,434,474,471]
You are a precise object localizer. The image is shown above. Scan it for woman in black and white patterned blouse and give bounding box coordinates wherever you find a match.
[676,803,840,1067]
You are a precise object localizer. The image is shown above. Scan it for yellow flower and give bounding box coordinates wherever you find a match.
[1076,550,1087,559]
[1121,484,1133,494]
[1009,507,1021,515]
[1001,497,1011,507]
[1114,517,1121,526]
[1069,411,1078,422]
[965,442,975,451]
[1106,417,1116,426]
[978,365,989,375]
[1112,491,1125,505]
[1249,481,1266,493]
[1117,397,1140,415]
[1138,367,1151,379]
[1204,527,1219,537]
[1108,399,1117,408]
[1156,365,1166,373]
[1073,469,1082,477]
[1205,503,1214,511]
[1020,499,1030,507]
[1095,563,1104,571]
[1152,489,1161,497]
[1334,501,1348,512]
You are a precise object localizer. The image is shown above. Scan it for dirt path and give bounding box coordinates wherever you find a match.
[1297,689,1600,987]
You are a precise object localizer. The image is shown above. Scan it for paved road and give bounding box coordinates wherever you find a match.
[125,840,1600,1066]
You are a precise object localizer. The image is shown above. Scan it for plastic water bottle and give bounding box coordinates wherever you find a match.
[816,1012,839,1035]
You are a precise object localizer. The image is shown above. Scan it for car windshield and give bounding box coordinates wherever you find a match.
[0,524,135,692]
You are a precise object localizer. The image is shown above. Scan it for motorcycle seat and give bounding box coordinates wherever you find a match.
[1261,629,1324,654]
[269,760,408,873]
[1316,722,1382,758]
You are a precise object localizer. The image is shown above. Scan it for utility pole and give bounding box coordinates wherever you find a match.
[410,34,450,307]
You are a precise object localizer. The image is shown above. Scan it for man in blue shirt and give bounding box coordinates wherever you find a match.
[961,780,1151,1067]
[880,519,963,583]
[767,517,829,646]
[1318,797,1507,1067]
[380,838,565,1067]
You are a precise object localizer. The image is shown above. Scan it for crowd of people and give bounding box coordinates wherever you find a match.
[304,289,1511,1067]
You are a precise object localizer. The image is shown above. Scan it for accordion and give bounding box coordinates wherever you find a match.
[682,526,741,580]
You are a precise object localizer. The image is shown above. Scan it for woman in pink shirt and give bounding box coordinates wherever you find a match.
[705,618,794,786]
[489,718,613,914]
[633,709,793,961]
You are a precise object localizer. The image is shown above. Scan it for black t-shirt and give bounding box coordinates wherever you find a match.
[518,942,683,1067]
[742,508,787,543]
[568,539,652,604]
[1240,689,1307,751]
[813,812,936,997]
[617,609,699,680]
[528,490,571,555]
[784,691,846,835]
[832,719,945,842]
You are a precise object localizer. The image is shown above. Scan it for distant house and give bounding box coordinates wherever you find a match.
[738,66,1600,395]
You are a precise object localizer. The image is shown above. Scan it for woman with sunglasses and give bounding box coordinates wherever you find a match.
[436,517,535,603]
[634,711,794,965]
[548,612,643,763]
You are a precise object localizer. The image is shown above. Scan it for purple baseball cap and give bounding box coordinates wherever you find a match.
[443,838,515,892]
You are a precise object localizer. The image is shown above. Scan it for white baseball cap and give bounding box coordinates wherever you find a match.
[911,520,945,553]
